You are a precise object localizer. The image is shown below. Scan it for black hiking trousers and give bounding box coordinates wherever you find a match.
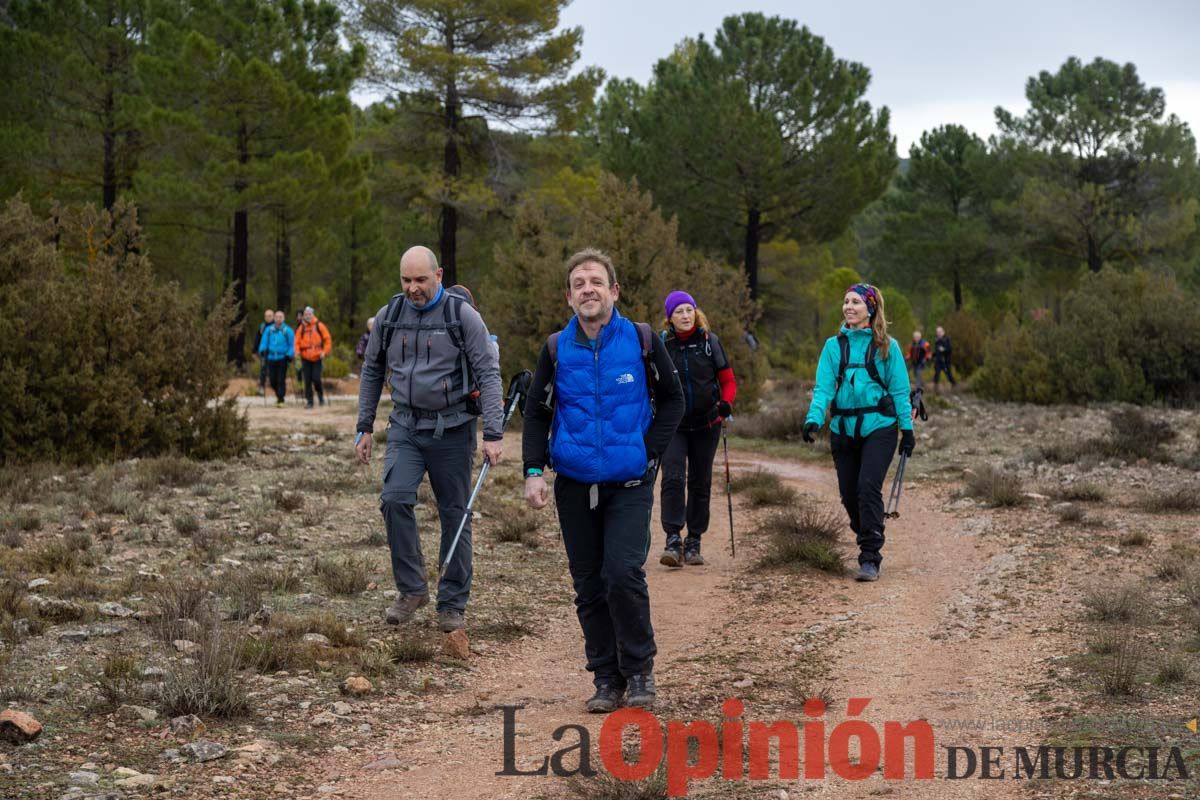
[267,358,290,402]
[555,475,657,687]
[830,427,897,567]
[659,424,722,542]
[933,358,956,386]
[301,359,325,406]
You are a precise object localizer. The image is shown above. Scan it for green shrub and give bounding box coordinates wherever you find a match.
[0,198,247,464]
[974,318,1061,403]
[323,355,350,379]
[977,269,1200,405]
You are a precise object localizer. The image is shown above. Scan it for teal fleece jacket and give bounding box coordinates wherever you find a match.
[805,326,914,438]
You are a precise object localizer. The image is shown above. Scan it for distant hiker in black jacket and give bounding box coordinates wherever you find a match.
[933,325,956,390]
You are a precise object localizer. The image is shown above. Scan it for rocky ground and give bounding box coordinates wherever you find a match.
[0,384,1197,800]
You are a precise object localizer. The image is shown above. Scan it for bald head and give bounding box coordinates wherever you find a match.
[401,246,438,274]
[400,245,443,307]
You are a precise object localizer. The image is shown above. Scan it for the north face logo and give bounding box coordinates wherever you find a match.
[616,373,634,385]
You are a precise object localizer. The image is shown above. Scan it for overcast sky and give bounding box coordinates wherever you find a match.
[552,0,1200,155]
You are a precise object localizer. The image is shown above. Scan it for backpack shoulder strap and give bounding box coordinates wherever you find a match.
[634,321,659,410]
[376,293,406,365]
[835,333,850,392]
[865,338,887,389]
[542,331,563,411]
[442,293,472,394]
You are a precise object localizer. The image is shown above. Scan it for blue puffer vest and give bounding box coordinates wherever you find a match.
[550,309,653,483]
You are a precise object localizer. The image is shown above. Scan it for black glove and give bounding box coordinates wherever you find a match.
[802,422,819,443]
[717,400,733,418]
[899,429,915,457]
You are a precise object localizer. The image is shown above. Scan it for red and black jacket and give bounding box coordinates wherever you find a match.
[662,326,737,431]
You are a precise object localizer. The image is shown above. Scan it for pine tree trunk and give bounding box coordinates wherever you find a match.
[744,206,761,300]
[1086,231,1102,272]
[276,214,292,314]
[102,86,117,211]
[348,217,360,327]
[439,30,460,287]
[228,120,249,368]
[953,268,963,311]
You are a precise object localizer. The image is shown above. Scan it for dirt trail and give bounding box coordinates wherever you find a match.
[316,439,1057,799]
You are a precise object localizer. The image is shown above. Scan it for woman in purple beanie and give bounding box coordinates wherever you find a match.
[657,291,738,567]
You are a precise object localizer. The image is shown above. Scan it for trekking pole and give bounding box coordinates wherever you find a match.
[884,453,908,519]
[722,419,735,558]
[439,370,532,580]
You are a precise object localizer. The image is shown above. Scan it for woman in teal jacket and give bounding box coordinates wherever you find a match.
[802,284,914,582]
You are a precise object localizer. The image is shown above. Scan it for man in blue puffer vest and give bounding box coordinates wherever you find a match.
[522,248,685,713]
[258,310,295,406]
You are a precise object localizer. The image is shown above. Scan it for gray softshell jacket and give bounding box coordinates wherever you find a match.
[356,291,503,441]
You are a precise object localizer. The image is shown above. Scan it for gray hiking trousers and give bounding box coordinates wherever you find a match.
[380,418,475,612]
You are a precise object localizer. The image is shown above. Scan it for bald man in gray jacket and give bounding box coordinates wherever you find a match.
[355,246,503,633]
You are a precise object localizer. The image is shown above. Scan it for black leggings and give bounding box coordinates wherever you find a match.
[830,427,897,566]
[659,424,722,540]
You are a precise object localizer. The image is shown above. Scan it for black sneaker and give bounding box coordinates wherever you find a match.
[660,535,683,568]
[856,562,880,582]
[626,673,656,708]
[586,683,625,713]
[683,537,704,566]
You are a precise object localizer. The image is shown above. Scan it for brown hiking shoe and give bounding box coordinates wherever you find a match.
[384,593,428,625]
[437,608,465,633]
[684,549,705,566]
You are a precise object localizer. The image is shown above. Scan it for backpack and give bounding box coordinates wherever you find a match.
[540,321,658,413]
[375,286,482,415]
[832,333,926,438]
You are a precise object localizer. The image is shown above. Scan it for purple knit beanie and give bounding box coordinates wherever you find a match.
[664,290,697,319]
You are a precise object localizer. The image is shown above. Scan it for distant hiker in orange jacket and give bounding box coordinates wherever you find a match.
[296,306,333,408]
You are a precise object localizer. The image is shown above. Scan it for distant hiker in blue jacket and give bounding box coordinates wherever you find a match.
[258,310,295,406]
[802,284,914,582]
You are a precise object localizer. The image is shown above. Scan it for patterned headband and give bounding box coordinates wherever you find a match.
[847,283,878,318]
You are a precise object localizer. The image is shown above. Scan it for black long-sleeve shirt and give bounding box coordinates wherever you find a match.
[521,320,685,475]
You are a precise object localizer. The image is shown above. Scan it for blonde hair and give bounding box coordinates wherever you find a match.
[662,308,710,334]
[869,288,890,358]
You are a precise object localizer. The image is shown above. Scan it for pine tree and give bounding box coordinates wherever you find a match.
[596,13,895,299]
[996,57,1200,274]
[0,0,148,209]
[350,0,602,286]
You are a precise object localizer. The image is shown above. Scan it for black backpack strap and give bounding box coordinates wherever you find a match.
[833,333,851,401]
[442,293,472,398]
[864,339,887,390]
[634,321,658,412]
[376,293,406,368]
[542,331,562,412]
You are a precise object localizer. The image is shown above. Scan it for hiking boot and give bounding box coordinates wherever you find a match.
[683,537,704,566]
[585,683,625,714]
[659,534,683,568]
[384,592,429,625]
[437,608,465,633]
[856,562,880,582]
[275,400,285,407]
[626,673,656,708]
